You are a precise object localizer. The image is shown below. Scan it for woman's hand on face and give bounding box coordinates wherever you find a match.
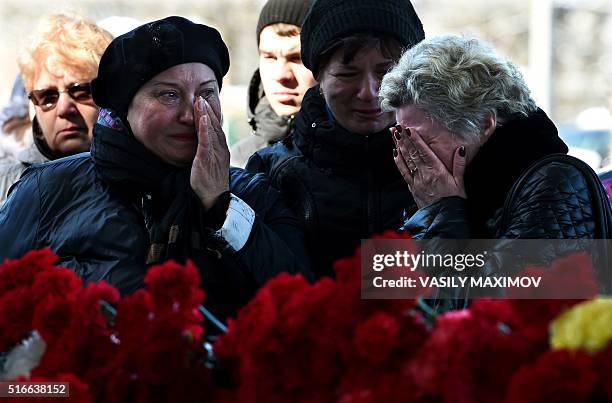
[392,125,467,209]
[190,96,230,211]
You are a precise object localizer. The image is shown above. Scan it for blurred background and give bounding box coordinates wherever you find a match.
[1,0,611,168]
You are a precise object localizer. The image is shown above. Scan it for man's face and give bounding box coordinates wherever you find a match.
[258,25,316,117]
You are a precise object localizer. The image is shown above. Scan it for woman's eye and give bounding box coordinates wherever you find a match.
[156,90,181,105]
[158,91,178,99]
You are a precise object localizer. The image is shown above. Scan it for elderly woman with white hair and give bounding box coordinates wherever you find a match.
[380,35,611,241]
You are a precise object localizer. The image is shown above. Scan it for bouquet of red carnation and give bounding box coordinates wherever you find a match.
[214,231,429,403]
[0,249,212,403]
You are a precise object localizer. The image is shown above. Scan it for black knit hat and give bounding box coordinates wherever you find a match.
[301,0,425,77]
[91,16,230,120]
[256,0,314,44]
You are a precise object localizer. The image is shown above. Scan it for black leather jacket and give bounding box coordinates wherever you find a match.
[401,109,607,239]
[246,87,416,277]
[0,154,312,319]
[401,109,612,305]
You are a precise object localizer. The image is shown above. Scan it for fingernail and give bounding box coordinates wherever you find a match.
[459,146,466,157]
[405,127,412,137]
[393,124,402,141]
[393,148,398,158]
[197,96,204,111]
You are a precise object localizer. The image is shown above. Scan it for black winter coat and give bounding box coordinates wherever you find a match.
[402,109,608,239]
[0,154,312,319]
[246,87,416,277]
[401,109,612,305]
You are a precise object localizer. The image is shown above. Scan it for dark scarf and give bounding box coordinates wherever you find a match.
[464,108,568,235]
[91,109,200,264]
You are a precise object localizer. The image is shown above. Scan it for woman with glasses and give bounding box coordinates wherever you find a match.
[0,14,111,203]
[0,17,311,321]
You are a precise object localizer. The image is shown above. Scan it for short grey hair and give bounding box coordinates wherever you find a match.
[379,35,537,140]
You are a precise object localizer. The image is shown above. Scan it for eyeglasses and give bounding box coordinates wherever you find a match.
[28,82,93,112]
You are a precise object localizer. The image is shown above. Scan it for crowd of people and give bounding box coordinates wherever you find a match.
[0,0,610,320]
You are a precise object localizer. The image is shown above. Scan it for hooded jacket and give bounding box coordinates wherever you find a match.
[230,69,294,168]
[246,86,416,277]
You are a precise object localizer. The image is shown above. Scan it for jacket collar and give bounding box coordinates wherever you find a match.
[246,69,294,144]
[464,108,568,229]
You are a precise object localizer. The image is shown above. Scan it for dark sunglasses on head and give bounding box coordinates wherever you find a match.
[28,82,93,111]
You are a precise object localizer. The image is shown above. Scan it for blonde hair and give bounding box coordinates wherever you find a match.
[18,14,112,91]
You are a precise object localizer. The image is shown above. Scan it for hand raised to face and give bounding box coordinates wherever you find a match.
[190,96,230,211]
[391,125,467,209]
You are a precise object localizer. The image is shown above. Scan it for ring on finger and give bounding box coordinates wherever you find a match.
[409,165,418,177]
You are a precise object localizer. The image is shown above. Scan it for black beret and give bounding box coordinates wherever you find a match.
[91,16,230,120]
[301,0,425,77]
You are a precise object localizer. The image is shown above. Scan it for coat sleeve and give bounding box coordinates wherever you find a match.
[0,169,42,260]
[401,196,473,239]
[207,169,313,285]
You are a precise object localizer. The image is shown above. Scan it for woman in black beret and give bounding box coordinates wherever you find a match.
[0,16,312,321]
[246,0,425,277]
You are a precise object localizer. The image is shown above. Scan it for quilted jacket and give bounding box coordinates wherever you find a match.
[401,109,612,305]
[402,109,607,240]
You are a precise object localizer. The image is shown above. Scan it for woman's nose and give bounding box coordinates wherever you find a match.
[179,98,195,125]
[55,92,79,117]
[356,74,379,101]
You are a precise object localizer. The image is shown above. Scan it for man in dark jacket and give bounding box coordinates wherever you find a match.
[230,0,316,168]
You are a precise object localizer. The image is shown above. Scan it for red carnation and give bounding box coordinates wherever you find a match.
[32,295,73,344]
[0,248,58,294]
[144,260,204,311]
[409,309,529,403]
[592,343,612,400]
[353,312,400,364]
[0,287,36,351]
[505,349,598,403]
